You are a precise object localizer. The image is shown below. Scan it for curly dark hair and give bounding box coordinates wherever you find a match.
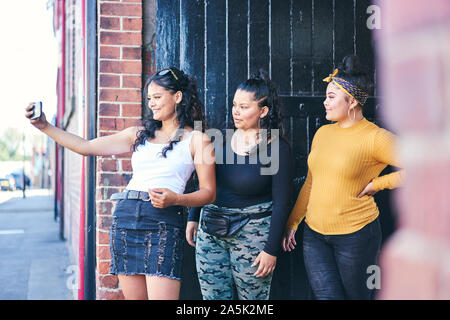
[235,69,286,143]
[132,67,206,157]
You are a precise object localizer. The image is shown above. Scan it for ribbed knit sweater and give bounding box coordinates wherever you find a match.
[286,118,403,235]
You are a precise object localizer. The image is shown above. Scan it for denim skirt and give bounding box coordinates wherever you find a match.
[109,199,184,281]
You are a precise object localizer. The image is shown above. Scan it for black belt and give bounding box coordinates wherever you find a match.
[110,190,151,202]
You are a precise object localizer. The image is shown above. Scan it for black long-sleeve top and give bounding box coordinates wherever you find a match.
[189,137,293,256]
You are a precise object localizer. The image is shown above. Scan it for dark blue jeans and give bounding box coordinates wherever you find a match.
[303,218,382,300]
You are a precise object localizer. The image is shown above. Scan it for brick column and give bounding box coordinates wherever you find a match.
[375,0,450,299]
[96,0,143,300]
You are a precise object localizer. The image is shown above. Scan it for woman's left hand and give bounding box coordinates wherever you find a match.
[186,221,198,247]
[357,182,376,198]
[148,188,180,208]
[253,250,277,278]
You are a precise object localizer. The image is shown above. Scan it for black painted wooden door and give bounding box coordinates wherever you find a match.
[153,0,395,300]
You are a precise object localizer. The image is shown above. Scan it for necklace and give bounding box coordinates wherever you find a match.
[157,127,180,143]
[232,130,259,154]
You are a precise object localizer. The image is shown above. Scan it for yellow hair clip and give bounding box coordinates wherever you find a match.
[323,69,339,83]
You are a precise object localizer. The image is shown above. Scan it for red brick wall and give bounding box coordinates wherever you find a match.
[96,0,143,300]
[375,0,450,299]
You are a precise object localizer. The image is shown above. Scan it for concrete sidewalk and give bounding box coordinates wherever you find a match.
[0,189,74,300]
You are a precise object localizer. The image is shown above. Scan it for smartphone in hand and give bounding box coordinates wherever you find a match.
[30,102,42,120]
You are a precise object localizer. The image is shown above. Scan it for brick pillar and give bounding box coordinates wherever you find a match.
[96,0,143,300]
[375,0,450,299]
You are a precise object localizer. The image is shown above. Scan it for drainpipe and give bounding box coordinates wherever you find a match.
[78,0,86,300]
[78,0,97,300]
[57,0,66,241]
[84,0,97,300]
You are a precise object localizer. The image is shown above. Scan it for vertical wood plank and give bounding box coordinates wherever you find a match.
[180,0,205,107]
[334,0,355,65]
[205,0,227,130]
[355,0,376,96]
[271,0,291,95]
[292,0,312,95]
[312,0,334,95]
[249,0,270,74]
[228,0,249,128]
[156,0,180,70]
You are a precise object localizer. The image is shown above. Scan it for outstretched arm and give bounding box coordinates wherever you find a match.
[26,103,139,156]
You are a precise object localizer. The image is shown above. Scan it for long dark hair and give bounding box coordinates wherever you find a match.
[236,69,286,142]
[132,67,206,157]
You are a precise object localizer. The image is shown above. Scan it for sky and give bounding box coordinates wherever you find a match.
[0,0,58,149]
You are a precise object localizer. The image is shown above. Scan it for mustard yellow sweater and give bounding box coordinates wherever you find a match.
[286,118,403,235]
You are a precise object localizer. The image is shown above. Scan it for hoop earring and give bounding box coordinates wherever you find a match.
[254,117,264,144]
[348,108,356,121]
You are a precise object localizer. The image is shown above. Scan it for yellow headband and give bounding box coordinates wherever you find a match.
[323,69,369,106]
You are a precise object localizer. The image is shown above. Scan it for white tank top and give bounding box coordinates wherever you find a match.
[126,130,196,194]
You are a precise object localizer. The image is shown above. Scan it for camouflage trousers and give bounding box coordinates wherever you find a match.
[196,213,273,300]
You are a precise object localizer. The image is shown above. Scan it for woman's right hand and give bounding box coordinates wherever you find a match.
[282,228,297,252]
[25,103,48,130]
[186,221,198,247]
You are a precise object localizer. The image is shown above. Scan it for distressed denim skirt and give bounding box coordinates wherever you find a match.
[109,199,184,281]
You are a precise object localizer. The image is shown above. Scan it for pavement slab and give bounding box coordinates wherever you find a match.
[0,189,74,300]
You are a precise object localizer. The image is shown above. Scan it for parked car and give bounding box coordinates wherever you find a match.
[0,174,16,191]
[9,171,30,190]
